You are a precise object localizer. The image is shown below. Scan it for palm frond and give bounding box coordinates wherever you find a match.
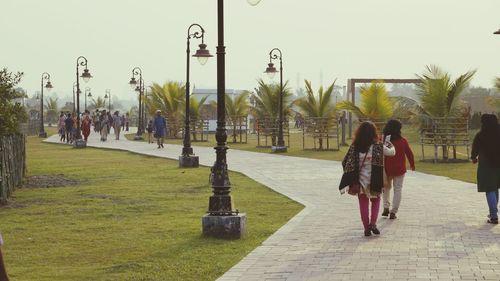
[336,101,366,118]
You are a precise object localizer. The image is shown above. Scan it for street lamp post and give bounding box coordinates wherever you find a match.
[72,82,77,113]
[84,87,91,112]
[75,56,92,148]
[202,0,262,239]
[180,23,213,168]
[129,68,144,140]
[263,48,287,153]
[39,72,53,138]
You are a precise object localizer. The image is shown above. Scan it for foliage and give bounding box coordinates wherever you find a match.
[147,82,185,138]
[416,65,475,118]
[189,95,209,120]
[0,68,27,135]
[89,96,106,111]
[44,97,58,124]
[295,80,336,118]
[251,79,294,120]
[226,91,250,143]
[336,81,393,121]
[495,77,500,93]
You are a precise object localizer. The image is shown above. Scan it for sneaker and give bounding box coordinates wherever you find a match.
[364,229,372,236]
[382,208,389,217]
[389,213,397,220]
[161,144,164,148]
[369,224,380,235]
[487,218,498,224]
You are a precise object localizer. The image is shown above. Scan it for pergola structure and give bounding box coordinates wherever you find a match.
[346,78,421,138]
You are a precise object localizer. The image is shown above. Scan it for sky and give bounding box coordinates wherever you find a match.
[1,0,499,104]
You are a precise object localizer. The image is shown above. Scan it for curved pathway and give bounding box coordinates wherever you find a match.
[45,133,500,281]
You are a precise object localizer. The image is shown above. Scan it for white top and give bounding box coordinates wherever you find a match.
[358,143,395,188]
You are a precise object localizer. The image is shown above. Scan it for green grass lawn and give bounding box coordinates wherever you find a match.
[127,124,478,184]
[0,136,303,281]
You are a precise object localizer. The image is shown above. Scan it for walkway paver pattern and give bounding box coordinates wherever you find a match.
[46,132,500,281]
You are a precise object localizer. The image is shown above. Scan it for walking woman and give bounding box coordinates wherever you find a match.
[99,110,110,141]
[471,114,500,224]
[81,111,92,142]
[382,119,415,219]
[58,112,66,142]
[339,121,395,236]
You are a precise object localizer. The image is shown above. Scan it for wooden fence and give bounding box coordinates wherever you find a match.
[0,134,27,204]
[420,117,470,162]
[302,116,340,151]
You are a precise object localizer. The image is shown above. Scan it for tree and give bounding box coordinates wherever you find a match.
[44,97,58,125]
[90,97,106,111]
[147,82,185,138]
[188,95,208,141]
[416,65,475,118]
[336,81,393,121]
[295,80,337,149]
[251,79,294,146]
[416,65,476,160]
[226,91,250,143]
[0,68,27,136]
[495,77,500,93]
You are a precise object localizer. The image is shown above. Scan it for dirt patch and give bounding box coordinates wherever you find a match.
[22,174,86,188]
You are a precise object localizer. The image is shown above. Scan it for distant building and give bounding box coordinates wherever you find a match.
[461,96,496,114]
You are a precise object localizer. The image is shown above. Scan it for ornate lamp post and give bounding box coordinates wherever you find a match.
[129,67,144,140]
[263,48,287,153]
[202,0,262,239]
[38,72,53,138]
[180,23,213,168]
[75,56,92,148]
[84,87,91,112]
[72,82,77,113]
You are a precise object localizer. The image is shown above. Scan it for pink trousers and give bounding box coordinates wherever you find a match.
[358,194,381,230]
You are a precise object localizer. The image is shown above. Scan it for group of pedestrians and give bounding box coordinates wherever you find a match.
[340,115,500,237]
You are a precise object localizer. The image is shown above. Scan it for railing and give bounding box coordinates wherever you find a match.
[0,134,26,204]
[302,116,340,151]
[420,117,470,162]
[256,117,290,148]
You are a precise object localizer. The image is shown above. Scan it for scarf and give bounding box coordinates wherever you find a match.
[339,144,384,195]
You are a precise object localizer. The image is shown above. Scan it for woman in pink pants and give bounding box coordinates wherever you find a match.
[339,121,395,236]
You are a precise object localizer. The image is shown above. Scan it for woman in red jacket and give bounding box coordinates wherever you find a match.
[382,119,415,219]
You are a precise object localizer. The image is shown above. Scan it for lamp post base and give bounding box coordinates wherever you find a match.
[202,213,246,239]
[38,132,47,138]
[271,146,287,153]
[179,155,199,168]
[133,135,144,141]
[73,139,87,148]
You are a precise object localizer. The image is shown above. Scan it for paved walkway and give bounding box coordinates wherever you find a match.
[45,132,500,281]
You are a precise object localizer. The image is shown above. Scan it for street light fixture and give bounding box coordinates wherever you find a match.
[129,67,144,140]
[39,72,53,138]
[202,0,261,239]
[263,48,287,153]
[84,87,91,112]
[180,23,213,168]
[75,56,92,148]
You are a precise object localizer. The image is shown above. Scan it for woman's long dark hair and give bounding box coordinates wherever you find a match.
[353,121,378,153]
[475,114,500,167]
[383,119,402,142]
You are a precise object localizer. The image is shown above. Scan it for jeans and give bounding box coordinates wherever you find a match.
[358,194,381,230]
[486,191,499,220]
[383,175,405,214]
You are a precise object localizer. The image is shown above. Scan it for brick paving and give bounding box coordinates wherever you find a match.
[46,133,500,281]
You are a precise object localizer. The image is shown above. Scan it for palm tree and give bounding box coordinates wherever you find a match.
[226,91,250,143]
[188,95,208,141]
[90,97,106,111]
[416,65,476,118]
[295,80,337,149]
[488,77,500,112]
[147,81,185,138]
[251,79,294,146]
[336,81,393,121]
[44,97,58,124]
[416,65,476,160]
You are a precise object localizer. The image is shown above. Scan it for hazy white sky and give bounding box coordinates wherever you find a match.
[2,0,499,102]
